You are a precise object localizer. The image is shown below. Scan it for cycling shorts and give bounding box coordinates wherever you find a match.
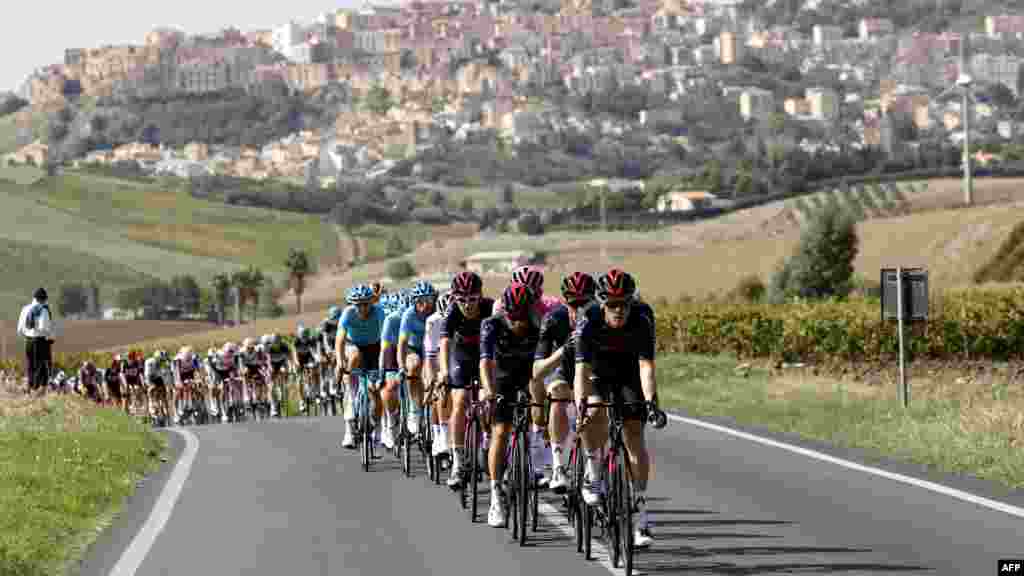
[591,374,646,422]
[212,367,233,386]
[492,374,530,424]
[297,351,315,367]
[106,376,123,399]
[147,374,166,390]
[345,342,381,371]
[447,346,479,390]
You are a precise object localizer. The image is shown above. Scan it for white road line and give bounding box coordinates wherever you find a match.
[536,497,620,575]
[665,412,1024,520]
[109,428,200,576]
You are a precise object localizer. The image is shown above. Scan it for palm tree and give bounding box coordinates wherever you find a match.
[286,248,313,314]
[231,266,266,322]
[211,273,231,324]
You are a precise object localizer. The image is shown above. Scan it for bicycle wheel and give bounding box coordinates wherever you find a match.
[571,443,584,553]
[360,385,371,472]
[518,425,529,547]
[468,413,480,522]
[609,449,623,568]
[620,449,635,576]
[508,434,518,536]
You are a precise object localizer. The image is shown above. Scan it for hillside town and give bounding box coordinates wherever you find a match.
[4,1,1024,184]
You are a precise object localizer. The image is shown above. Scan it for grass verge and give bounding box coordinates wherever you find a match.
[0,394,165,576]
[658,353,1024,491]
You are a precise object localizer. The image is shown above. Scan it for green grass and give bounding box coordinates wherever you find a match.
[0,238,159,321]
[11,172,336,276]
[354,223,435,262]
[0,165,45,185]
[659,353,1024,491]
[415,183,569,211]
[0,396,165,576]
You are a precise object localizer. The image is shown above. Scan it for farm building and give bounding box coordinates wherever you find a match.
[461,250,537,274]
[657,190,717,212]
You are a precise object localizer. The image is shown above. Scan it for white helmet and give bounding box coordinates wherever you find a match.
[260,334,273,346]
[243,337,255,349]
[256,344,266,354]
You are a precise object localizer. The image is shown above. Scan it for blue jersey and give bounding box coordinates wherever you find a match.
[339,304,386,346]
[381,310,404,346]
[399,306,428,352]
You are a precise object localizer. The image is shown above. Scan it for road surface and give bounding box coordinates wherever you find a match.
[77,413,1023,576]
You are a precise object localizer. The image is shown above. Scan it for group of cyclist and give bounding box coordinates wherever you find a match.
[63,265,664,549]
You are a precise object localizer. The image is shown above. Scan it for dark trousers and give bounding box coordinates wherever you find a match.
[26,337,52,390]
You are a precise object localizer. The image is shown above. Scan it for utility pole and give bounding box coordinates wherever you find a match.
[959,38,974,207]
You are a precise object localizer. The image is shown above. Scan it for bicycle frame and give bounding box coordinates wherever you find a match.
[494,389,546,546]
[350,369,381,471]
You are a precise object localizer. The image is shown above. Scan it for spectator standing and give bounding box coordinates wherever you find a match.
[17,288,54,392]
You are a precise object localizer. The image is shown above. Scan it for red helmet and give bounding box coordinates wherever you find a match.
[501,282,536,320]
[561,272,596,301]
[451,271,482,296]
[596,269,637,301]
[512,266,544,296]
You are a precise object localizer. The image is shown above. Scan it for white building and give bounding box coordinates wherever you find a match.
[812,25,843,50]
[739,87,774,120]
[272,21,304,57]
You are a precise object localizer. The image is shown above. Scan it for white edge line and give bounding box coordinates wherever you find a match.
[664,412,1024,520]
[108,428,200,576]
[536,498,620,576]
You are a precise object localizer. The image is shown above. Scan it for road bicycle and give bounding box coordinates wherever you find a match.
[299,361,323,417]
[177,375,210,425]
[461,381,487,518]
[390,370,424,478]
[576,377,667,575]
[494,389,546,547]
[349,369,381,472]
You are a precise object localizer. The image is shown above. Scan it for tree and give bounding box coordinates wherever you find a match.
[386,234,407,257]
[170,275,201,313]
[768,198,859,302]
[58,283,88,317]
[211,273,231,324]
[499,183,515,204]
[387,259,417,280]
[365,84,393,117]
[460,196,474,213]
[231,266,266,322]
[258,278,285,318]
[428,188,444,207]
[285,248,312,314]
[516,211,544,235]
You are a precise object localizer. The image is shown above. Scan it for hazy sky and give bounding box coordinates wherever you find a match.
[0,1,363,92]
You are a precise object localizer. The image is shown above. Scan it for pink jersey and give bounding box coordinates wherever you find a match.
[493,294,561,319]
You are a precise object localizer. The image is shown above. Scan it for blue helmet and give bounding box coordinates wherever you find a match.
[327,305,341,322]
[394,291,412,311]
[411,280,438,300]
[346,284,375,305]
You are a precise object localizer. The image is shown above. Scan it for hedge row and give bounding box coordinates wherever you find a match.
[655,287,1024,365]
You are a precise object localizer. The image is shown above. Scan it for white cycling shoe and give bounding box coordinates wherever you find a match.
[633,497,653,548]
[581,477,605,506]
[382,424,395,450]
[341,421,356,449]
[549,466,569,494]
[487,492,507,527]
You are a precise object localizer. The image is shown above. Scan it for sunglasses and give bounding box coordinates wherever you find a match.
[604,300,632,312]
[566,299,591,309]
[457,296,480,304]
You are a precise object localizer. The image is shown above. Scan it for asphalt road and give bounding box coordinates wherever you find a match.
[78,413,1023,576]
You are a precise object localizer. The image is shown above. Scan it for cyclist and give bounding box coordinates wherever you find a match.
[336,284,386,449]
[208,344,238,422]
[144,350,175,425]
[439,271,495,489]
[495,265,562,483]
[397,281,436,442]
[480,282,542,526]
[423,290,453,463]
[318,306,342,399]
[120,350,146,416]
[239,337,266,408]
[77,360,103,403]
[293,324,323,413]
[573,269,659,548]
[379,292,408,450]
[263,333,290,417]
[172,347,195,415]
[532,271,596,493]
[105,354,126,412]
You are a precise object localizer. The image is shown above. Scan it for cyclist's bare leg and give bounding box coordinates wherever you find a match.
[342,347,362,421]
[622,420,649,491]
[449,388,468,467]
[488,421,512,488]
[404,353,424,434]
[546,379,573,485]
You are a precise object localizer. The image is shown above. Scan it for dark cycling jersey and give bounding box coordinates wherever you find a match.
[294,335,318,365]
[440,297,495,389]
[480,314,540,423]
[535,304,573,382]
[574,301,655,419]
[121,360,144,385]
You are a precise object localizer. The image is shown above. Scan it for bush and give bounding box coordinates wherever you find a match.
[516,212,544,235]
[769,198,859,302]
[387,259,417,280]
[730,274,766,303]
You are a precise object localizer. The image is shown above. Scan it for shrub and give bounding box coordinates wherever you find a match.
[387,259,416,280]
[731,274,766,303]
[770,197,859,301]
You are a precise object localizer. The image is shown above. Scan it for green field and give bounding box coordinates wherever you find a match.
[0,172,339,319]
[353,223,437,262]
[0,165,45,185]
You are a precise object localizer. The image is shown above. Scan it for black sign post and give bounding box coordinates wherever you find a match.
[880,267,928,408]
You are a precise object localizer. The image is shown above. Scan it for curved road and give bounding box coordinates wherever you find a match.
[76,413,1023,576]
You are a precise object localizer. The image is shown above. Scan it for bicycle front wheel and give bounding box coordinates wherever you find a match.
[517,427,530,547]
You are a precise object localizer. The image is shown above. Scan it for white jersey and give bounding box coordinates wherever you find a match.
[424,311,453,369]
[144,358,170,381]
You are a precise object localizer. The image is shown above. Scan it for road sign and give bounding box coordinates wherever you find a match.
[881,268,928,322]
